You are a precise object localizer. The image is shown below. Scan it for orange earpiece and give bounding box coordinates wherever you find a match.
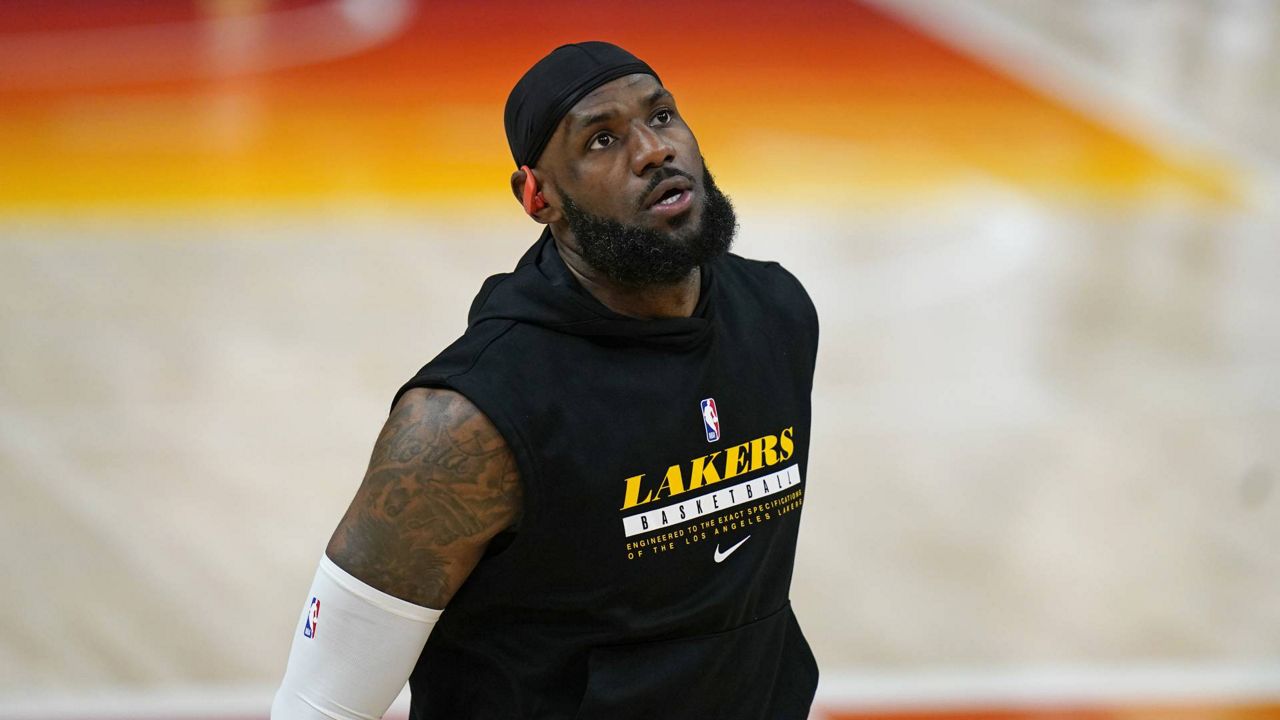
[521,165,546,215]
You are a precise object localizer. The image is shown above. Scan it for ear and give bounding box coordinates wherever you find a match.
[509,167,560,223]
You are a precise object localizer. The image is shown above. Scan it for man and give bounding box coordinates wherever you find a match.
[273,41,819,719]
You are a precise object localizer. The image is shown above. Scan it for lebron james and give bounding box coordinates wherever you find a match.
[272,41,820,720]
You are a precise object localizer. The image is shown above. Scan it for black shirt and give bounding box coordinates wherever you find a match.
[394,229,820,719]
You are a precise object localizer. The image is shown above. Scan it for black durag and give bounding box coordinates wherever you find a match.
[504,41,660,169]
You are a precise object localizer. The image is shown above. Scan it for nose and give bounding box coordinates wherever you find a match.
[628,121,675,176]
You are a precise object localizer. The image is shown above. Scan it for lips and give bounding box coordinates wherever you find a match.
[642,175,694,210]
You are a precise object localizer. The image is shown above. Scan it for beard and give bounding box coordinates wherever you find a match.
[560,164,738,288]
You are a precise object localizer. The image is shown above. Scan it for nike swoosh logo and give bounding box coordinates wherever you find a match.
[713,535,751,563]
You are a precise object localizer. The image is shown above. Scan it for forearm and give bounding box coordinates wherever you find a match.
[271,555,441,720]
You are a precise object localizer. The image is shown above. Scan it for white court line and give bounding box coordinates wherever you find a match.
[3,665,1279,719]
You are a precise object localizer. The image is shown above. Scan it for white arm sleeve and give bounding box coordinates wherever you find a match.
[271,555,442,720]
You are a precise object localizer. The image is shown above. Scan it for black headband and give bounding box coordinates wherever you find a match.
[504,41,661,169]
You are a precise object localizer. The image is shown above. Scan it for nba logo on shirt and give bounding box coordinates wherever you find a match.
[700,398,720,442]
[303,596,320,639]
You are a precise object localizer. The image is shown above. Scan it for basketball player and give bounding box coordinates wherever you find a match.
[272,41,820,719]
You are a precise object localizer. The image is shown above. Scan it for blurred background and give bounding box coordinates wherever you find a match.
[2,1,1278,718]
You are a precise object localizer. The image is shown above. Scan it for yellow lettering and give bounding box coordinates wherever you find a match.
[654,464,686,500]
[723,441,752,480]
[620,427,794,510]
[779,426,795,461]
[688,452,722,490]
[621,474,654,510]
[751,434,780,471]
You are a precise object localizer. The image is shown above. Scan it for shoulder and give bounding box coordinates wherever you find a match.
[392,385,481,420]
[382,388,517,492]
[389,387,502,443]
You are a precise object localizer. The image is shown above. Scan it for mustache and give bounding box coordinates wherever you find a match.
[636,166,695,210]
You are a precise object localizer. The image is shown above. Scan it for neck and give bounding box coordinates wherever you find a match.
[552,234,701,319]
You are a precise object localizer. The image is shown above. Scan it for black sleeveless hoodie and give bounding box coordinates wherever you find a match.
[394,228,820,719]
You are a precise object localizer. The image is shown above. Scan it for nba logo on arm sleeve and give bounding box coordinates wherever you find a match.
[303,596,320,638]
[701,398,720,442]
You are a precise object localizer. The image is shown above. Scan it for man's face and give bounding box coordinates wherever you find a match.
[538,73,737,286]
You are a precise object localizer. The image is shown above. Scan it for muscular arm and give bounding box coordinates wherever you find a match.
[272,388,519,719]
[325,387,522,608]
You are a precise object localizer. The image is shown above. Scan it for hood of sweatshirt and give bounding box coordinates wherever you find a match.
[465,227,716,349]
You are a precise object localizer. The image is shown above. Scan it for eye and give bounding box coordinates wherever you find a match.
[651,109,673,125]
[588,133,615,150]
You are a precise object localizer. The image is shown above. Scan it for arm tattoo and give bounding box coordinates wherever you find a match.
[326,388,522,608]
